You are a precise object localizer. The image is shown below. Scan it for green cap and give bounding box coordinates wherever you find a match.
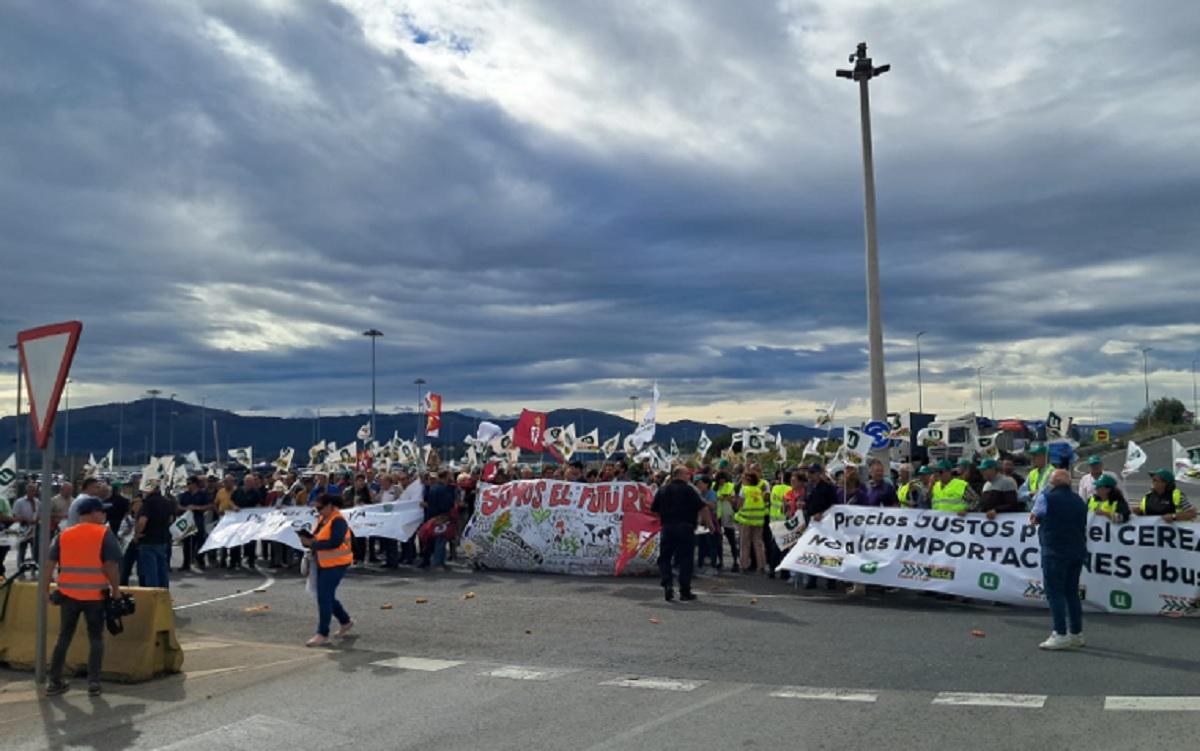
[1028,444,1047,455]
[935,459,954,472]
[979,458,999,470]
[1087,455,1102,466]
[1149,468,1175,483]
[957,458,974,468]
[917,466,933,476]
[1094,474,1117,489]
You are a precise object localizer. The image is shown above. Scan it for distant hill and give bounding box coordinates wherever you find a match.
[0,398,828,467]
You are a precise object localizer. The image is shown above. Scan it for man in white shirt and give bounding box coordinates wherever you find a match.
[1077,455,1120,500]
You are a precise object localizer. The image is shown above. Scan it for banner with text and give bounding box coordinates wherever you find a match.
[778,506,1200,616]
[462,480,659,576]
[199,501,424,554]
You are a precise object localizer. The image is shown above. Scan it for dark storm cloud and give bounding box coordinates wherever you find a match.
[0,0,1197,423]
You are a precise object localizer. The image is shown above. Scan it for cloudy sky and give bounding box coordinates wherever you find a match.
[1,0,1198,427]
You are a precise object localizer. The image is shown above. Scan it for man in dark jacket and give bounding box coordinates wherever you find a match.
[1030,470,1087,650]
[651,467,714,602]
[976,459,1024,517]
[802,464,839,591]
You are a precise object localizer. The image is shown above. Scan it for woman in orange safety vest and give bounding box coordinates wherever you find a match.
[300,493,355,647]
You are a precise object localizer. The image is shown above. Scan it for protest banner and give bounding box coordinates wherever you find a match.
[769,509,807,553]
[462,480,659,576]
[199,498,424,554]
[779,506,1200,616]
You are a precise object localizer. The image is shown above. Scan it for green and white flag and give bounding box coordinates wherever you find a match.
[777,432,786,462]
[602,433,621,458]
[0,453,17,500]
[575,428,600,453]
[273,447,295,472]
[228,447,253,467]
[696,430,712,457]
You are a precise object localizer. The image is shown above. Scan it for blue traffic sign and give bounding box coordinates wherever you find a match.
[862,420,892,450]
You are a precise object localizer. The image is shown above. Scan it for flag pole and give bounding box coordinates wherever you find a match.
[34,435,55,690]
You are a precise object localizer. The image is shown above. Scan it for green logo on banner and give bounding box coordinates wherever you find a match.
[978,572,1000,591]
[1109,590,1132,610]
[859,562,878,575]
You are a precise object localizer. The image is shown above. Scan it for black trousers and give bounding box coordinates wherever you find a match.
[658,523,695,595]
[50,596,105,684]
[763,519,782,576]
[721,527,739,569]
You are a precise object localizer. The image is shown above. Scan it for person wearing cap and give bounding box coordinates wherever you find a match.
[958,458,985,497]
[45,497,123,696]
[713,470,739,572]
[899,466,932,509]
[1087,474,1131,523]
[1132,469,1196,522]
[1029,469,1088,650]
[931,460,969,514]
[1020,444,1051,505]
[976,459,1023,519]
[1077,456,1119,501]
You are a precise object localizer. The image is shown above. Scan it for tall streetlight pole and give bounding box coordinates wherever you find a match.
[8,343,20,471]
[838,42,891,422]
[1192,359,1198,426]
[363,329,383,440]
[147,388,162,458]
[915,331,926,414]
[63,378,72,458]
[1140,347,1152,414]
[117,402,124,467]
[414,378,426,445]
[200,396,207,463]
[975,367,985,418]
[990,389,996,421]
[629,395,639,423]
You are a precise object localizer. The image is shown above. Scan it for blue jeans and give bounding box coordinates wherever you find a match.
[431,538,447,567]
[138,544,171,589]
[1042,555,1083,635]
[316,565,351,637]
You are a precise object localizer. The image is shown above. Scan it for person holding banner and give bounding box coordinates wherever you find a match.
[1087,475,1130,523]
[1030,470,1087,650]
[1132,469,1195,522]
[802,464,839,591]
[299,493,354,647]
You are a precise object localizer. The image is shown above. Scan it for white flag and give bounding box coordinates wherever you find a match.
[475,421,503,445]
[99,448,114,471]
[602,433,622,458]
[397,440,419,464]
[489,428,514,455]
[840,426,867,466]
[670,438,680,458]
[575,428,600,452]
[744,431,768,455]
[308,441,327,467]
[623,433,638,455]
[696,430,712,458]
[916,426,947,448]
[336,442,356,468]
[273,447,295,472]
[0,453,17,500]
[465,445,479,469]
[546,426,565,448]
[1121,440,1147,478]
[815,400,836,428]
[228,447,253,467]
[975,433,1001,458]
[357,422,372,441]
[1171,439,1200,484]
[1046,412,1074,442]
[802,437,822,458]
[885,426,911,442]
[184,451,202,470]
[562,424,577,450]
[777,432,786,462]
[629,383,659,450]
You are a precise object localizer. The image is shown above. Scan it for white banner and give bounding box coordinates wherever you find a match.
[199,498,425,553]
[779,506,1200,616]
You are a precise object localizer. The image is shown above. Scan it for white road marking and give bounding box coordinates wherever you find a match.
[771,686,879,703]
[179,639,234,651]
[482,666,574,681]
[154,714,341,750]
[599,677,703,692]
[583,685,751,751]
[370,656,464,671]
[172,568,276,611]
[932,692,1047,708]
[1105,696,1200,712]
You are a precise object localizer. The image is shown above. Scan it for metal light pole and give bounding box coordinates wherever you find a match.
[975,367,984,418]
[8,343,20,470]
[117,402,124,467]
[629,395,639,423]
[200,396,207,462]
[147,388,161,458]
[63,379,71,459]
[915,331,926,414]
[838,42,891,422]
[414,378,426,445]
[1192,359,1198,426]
[168,392,177,456]
[363,329,383,440]
[990,389,996,420]
[1140,347,1152,413]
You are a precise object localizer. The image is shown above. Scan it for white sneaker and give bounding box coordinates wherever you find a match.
[1038,632,1072,650]
[1069,633,1085,648]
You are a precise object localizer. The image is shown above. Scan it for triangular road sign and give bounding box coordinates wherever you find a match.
[17,321,83,451]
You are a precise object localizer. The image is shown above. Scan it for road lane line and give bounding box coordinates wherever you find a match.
[771,686,878,703]
[1105,696,1200,711]
[583,685,750,750]
[172,568,276,611]
[599,677,704,692]
[482,666,573,681]
[370,656,464,671]
[932,692,1046,708]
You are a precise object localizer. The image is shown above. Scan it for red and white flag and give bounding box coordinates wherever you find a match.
[513,409,547,452]
[424,393,443,438]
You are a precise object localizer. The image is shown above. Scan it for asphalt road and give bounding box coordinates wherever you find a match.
[3,555,1197,751]
[1094,428,1200,500]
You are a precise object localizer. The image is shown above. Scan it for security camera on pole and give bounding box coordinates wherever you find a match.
[16,320,83,694]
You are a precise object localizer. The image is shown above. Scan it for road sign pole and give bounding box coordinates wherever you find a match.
[34,437,55,690]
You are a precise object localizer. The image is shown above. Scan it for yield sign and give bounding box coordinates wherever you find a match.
[17,321,83,451]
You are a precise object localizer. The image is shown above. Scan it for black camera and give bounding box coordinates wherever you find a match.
[104,592,136,635]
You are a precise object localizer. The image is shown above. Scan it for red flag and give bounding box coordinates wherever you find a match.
[513,409,547,452]
[424,393,443,437]
[356,449,373,472]
[614,507,661,576]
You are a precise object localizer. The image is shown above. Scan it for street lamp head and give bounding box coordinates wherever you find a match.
[836,42,889,81]
[363,329,383,337]
[414,378,426,386]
